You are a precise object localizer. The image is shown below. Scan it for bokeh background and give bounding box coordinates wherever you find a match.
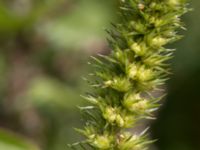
[0,0,199,150]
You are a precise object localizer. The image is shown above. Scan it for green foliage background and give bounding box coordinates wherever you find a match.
[0,0,199,150]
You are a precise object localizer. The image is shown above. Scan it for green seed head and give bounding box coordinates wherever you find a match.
[71,0,190,149]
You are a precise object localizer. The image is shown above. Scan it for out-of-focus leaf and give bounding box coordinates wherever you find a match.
[0,3,24,34]
[39,0,116,49]
[0,129,39,150]
[0,0,67,35]
[23,77,82,109]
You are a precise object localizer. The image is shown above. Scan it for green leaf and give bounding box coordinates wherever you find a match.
[0,129,39,150]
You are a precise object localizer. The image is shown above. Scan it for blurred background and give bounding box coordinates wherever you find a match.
[0,0,199,150]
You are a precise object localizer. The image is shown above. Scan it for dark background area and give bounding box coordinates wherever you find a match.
[152,0,200,149]
[0,0,199,150]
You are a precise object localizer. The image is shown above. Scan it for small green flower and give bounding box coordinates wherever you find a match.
[123,114,136,128]
[151,37,168,48]
[92,134,113,149]
[103,106,117,124]
[136,66,154,82]
[131,43,147,56]
[116,114,125,127]
[127,63,138,80]
[118,132,147,150]
[105,77,132,92]
[123,93,148,114]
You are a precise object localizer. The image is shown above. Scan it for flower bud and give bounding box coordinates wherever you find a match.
[132,100,148,113]
[123,115,136,128]
[123,93,148,113]
[136,66,153,82]
[151,37,168,48]
[144,57,159,66]
[105,77,131,92]
[116,114,124,127]
[131,43,146,56]
[88,134,95,140]
[115,48,126,64]
[131,21,146,33]
[118,132,146,150]
[103,107,116,123]
[93,135,112,149]
[149,16,164,27]
[105,80,112,86]
[127,63,138,79]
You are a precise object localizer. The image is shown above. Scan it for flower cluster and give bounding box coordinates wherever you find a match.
[69,0,189,149]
